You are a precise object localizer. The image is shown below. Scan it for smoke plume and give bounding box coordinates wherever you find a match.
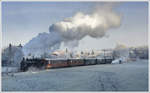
[23,4,121,57]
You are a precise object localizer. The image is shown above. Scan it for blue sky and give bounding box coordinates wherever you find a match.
[2,2,148,50]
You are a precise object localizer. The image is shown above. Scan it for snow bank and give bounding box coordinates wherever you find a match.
[112,57,127,64]
[2,67,19,73]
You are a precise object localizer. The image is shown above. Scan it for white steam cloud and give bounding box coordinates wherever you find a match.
[23,4,121,57]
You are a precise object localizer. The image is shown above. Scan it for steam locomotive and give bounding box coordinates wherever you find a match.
[20,57,114,72]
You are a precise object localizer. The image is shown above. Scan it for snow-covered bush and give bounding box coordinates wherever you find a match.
[2,45,24,67]
[113,44,129,59]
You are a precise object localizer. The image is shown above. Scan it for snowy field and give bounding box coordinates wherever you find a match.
[2,60,148,91]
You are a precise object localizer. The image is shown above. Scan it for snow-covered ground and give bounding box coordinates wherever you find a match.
[2,67,19,73]
[2,60,148,91]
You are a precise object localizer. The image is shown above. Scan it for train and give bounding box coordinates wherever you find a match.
[20,57,114,72]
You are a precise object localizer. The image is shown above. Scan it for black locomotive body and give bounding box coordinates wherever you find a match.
[20,58,47,71]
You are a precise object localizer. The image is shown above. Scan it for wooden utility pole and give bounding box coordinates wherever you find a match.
[66,48,68,53]
[103,49,106,58]
[8,44,13,65]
